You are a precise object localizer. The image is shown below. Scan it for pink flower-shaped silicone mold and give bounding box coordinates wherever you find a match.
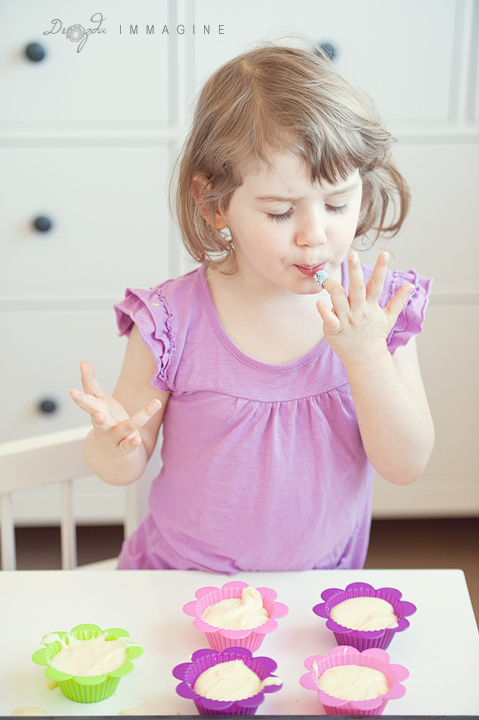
[173,646,283,716]
[313,582,416,651]
[300,645,408,716]
[183,581,288,652]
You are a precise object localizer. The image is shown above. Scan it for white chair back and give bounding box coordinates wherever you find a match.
[0,426,142,570]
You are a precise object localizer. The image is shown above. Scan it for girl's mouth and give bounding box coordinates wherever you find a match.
[295,263,325,278]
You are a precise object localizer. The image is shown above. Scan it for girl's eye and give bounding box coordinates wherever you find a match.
[267,208,293,222]
[326,204,347,215]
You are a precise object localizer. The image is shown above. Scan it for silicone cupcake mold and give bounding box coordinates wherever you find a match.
[173,646,282,716]
[183,580,288,651]
[313,582,416,650]
[300,645,409,716]
[32,623,143,703]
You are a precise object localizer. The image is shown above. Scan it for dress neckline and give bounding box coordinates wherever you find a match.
[197,259,350,374]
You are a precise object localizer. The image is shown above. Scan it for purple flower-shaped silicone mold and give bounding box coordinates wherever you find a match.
[313,582,416,651]
[300,645,408,716]
[183,581,288,652]
[173,646,282,716]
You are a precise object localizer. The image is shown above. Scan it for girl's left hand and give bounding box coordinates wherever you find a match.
[316,251,415,366]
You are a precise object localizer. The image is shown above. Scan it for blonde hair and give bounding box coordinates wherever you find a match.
[172,43,410,270]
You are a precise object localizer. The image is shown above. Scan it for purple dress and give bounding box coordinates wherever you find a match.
[114,259,432,572]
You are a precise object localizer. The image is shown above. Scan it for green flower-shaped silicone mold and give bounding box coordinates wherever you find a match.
[32,623,143,703]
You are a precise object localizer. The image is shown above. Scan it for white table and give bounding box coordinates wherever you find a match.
[0,568,477,716]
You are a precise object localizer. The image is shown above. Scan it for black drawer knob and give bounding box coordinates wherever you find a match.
[33,216,53,233]
[317,42,338,61]
[38,399,58,414]
[25,43,46,62]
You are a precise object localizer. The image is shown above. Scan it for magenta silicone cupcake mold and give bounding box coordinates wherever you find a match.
[312,582,416,651]
[300,645,408,716]
[183,581,288,652]
[173,646,282,716]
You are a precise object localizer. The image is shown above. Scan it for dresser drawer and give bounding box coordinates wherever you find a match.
[0,145,175,300]
[0,309,127,442]
[0,0,172,126]
[193,0,456,125]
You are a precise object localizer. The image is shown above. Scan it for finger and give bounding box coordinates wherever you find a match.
[319,272,350,317]
[326,281,351,321]
[316,299,341,335]
[365,251,389,304]
[69,388,106,417]
[79,360,106,399]
[111,399,162,444]
[118,434,142,454]
[91,410,114,432]
[383,284,415,327]
[347,251,367,306]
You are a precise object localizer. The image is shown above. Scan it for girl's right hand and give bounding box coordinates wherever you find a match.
[69,360,162,455]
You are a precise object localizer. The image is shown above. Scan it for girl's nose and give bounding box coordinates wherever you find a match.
[296,211,327,247]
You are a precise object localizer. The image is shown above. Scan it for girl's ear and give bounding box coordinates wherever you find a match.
[190,175,228,230]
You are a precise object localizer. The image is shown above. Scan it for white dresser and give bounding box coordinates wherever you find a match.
[1,0,478,522]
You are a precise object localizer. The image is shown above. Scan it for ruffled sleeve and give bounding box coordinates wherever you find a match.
[114,287,175,391]
[385,269,433,353]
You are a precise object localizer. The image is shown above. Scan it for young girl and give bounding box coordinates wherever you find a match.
[70,44,434,572]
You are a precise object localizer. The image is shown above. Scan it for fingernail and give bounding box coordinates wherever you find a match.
[349,251,358,264]
[407,284,415,294]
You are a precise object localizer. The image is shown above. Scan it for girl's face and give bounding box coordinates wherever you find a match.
[219,152,362,296]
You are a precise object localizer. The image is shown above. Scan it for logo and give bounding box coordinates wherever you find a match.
[43,12,106,53]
